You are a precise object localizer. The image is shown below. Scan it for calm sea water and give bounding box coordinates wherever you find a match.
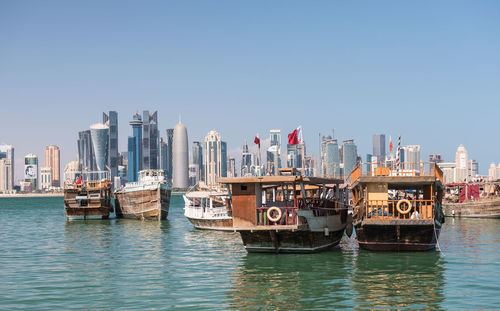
[0,195,498,310]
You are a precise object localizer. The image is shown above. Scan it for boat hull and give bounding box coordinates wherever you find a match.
[355,219,441,251]
[186,217,233,231]
[115,187,171,220]
[239,229,344,253]
[64,189,113,220]
[443,200,500,218]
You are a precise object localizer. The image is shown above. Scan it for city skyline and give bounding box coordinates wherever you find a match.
[1,1,500,180]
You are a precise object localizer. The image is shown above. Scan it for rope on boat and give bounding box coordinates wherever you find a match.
[433,219,445,256]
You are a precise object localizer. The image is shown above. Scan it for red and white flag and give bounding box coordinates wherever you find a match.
[288,126,302,146]
[254,134,260,147]
[75,176,82,185]
[389,136,393,152]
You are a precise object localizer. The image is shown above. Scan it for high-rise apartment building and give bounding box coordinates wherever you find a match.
[320,135,333,175]
[204,130,227,186]
[103,111,118,181]
[0,158,13,192]
[267,130,281,175]
[227,157,236,177]
[326,139,341,177]
[40,167,52,190]
[455,145,468,169]
[24,153,38,190]
[165,128,174,180]
[372,134,386,161]
[44,145,60,187]
[127,112,143,182]
[90,123,109,172]
[142,110,159,170]
[192,141,203,182]
[77,130,96,171]
[428,154,443,163]
[173,121,189,189]
[0,144,14,188]
[159,138,168,173]
[342,140,358,177]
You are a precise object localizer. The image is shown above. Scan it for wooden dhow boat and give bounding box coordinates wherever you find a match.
[64,171,113,220]
[183,185,232,231]
[114,170,172,220]
[350,162,445,251]
[219,169,351,253]
[443,181,500,218]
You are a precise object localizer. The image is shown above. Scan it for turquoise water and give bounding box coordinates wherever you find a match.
[0,195,498,310]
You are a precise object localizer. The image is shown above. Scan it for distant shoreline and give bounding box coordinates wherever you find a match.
[0,193,64,198]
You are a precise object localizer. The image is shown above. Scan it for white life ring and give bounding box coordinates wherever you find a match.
[396,199,412,215]
[267,207,282,222]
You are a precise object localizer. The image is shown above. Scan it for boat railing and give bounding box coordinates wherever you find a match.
[256,206,297,226]
[350,162,443,184]
[361,199,434,220]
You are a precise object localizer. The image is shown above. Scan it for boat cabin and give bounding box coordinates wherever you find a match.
[350,162,444,222]
[219,175,347,231]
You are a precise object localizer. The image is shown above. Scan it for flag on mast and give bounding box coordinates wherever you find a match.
[288,126,303,146]
[389,136,393,152]
[254,134,260,147]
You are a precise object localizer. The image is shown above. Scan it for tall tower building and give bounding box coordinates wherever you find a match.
[142,110,159,170]
[159,138,168,173]
[241,141,252,176]
[44,145,60,187]
[165,128,174,180]
[90,123,109,173]
[372,134,386,162]
[342,140,358,177]
[192,141,204,182]
[455,145,469,169]
[24,153,38,190]
[103,111,118,181]
[326,139,341,177]
[128,112,143,182]
[227,157,236,177]
[402,145,421,170]
[267,129,281,175]
[0,144,14,188]
[0,158,13,192]
[77,130,96,171]
[204,130,227,186]
[173,121,189,188]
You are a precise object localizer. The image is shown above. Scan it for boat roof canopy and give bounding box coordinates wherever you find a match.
[218,176,343,185]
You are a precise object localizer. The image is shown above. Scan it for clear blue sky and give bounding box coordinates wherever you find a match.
[1,1,499,181]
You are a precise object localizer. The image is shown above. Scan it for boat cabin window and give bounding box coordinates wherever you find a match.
[241,185,247,191]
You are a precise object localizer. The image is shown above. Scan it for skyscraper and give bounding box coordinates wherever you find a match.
[267,129,281,175]
[40,167,52,190]
[321,135,333,175]
[401,145,421,170]
[192,141,203,182]
[142,110,159,170]
[204,130,227,186]
[0,144,14,188]
[128,112,143,182]
[372,134,386,161]
[342,140,358,177]
[44,145,60,187]
[24,153,38,190]
[165,128,174,181]
[103,111,118,181]
[227,157,236,177]
[455,145,468,170]
[77,130,96,171]
[0,158,13,192]
[90,123,109,172]
[173,121,189,188]
[159,138,168,173]
[326,139,341,177]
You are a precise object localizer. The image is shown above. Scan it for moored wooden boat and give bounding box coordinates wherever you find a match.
[350,162,445,251]
[219,169,351,253]
[183,186,232,231]
[443,182,500,218]
[64,171,113,220]
[114,170,171,220]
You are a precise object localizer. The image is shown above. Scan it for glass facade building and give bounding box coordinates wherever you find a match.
[342,140,358,177]
[127,113,143,182]
[90,123,109,173]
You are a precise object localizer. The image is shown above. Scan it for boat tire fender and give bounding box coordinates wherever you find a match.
[267,207,282,222]
[396,199,412,215]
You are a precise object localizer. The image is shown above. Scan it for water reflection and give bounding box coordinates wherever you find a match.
[351,251,445,310]
[229,248,355,310]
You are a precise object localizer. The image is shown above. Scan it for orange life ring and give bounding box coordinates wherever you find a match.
[396,199,412,215]
[267,207,282,222]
